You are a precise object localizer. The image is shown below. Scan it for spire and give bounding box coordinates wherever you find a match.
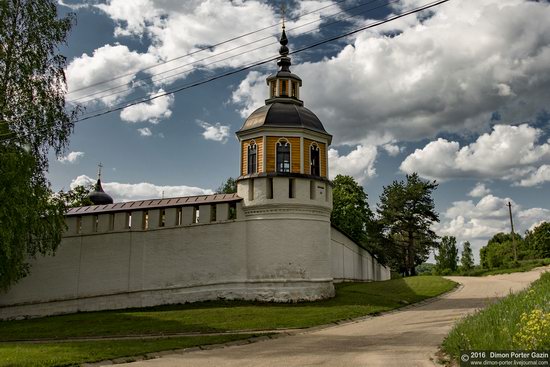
[277,23,291,72]
[264,4,303,106]
[97,162,103,180]
[279,2,288,57]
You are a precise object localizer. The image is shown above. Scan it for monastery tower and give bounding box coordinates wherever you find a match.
[235,27,335,300]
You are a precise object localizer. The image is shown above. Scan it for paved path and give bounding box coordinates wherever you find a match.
[115,267,549,367]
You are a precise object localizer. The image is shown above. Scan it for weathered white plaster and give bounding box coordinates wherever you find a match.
[331,227,391,282]
[0,190,389,320]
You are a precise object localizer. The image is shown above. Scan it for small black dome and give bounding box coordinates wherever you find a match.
[89,179,113,205]
[239,102,328,134]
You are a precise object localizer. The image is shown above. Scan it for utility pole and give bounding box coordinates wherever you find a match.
[507,201,517,262]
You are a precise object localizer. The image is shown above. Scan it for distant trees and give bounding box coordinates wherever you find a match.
[460,241,474,271]
[215,177,237,194]
[524,222,550,259]
[377,173,439,276]
[60,185,93,208]
[480,232,526,269]
[434,236,459,275]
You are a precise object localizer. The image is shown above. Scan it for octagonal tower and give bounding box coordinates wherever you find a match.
[236,27,334,301]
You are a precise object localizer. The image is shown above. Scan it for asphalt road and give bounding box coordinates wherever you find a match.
[115,267,549,367]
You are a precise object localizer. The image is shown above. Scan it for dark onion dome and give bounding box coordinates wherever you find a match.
[239,103,328,134]
[88,178,114,205]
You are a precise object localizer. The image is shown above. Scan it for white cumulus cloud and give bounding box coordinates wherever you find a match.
[400,124,550,183]
[468,183,491,198]
[518,165,550,187]
[197,120,230,143]
[232,0,550,146]
[58,151,85,164]
[66,44,157,106]
[70,175,213,202]
[328,145,377,184]
[120,89,174,124]
[434,194,550,262]
[137,127,153,137]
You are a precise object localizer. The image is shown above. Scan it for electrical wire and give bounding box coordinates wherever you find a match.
[74,0,450,123]
[67,0,352,96]
[68,0,389,104]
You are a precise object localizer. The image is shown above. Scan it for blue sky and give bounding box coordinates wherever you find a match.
[51,0,550,260]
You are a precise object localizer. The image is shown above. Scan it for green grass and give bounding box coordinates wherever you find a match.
[0,277,455,341]
[0,334,257,367]
[0,277,455,366]
[442,272,550,361]
[462,258,550,277]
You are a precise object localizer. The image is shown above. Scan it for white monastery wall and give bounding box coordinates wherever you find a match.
[0,202,250,319]
[0,191,389,320]
[331,227,391,282]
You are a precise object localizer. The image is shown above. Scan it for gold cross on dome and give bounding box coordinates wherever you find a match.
[281,2,287,29]
[97,162,103,179]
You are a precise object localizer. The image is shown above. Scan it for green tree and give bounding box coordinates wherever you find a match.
[0,0,77,290]
[525,222,550,259]
[330,175,386,261]
[480,232,524,268]
[415,262,436,275]
[215,177,237,194]
[460,241,474,271]
[331,175,372,244]
[377,173,439,276]
[435,236,459,274]
[60,185,93,208]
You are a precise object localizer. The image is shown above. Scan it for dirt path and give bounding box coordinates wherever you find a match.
[114,267,549,367]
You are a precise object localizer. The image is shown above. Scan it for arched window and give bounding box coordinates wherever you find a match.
[310,144,320,176]
[247,142,257,174]
[276,140,291,173]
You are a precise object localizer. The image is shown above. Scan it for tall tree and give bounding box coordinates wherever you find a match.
[215,177,237,194]
[331,175,372,244]
[524,222,550,259]
[0,0,77,290]
[435,236,459,274]
[377,173,439,276]
[460,241,474,271]
[480,232,524,268]
[330,175,386,261]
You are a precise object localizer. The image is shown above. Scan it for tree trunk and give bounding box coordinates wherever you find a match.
[408,230,415,276]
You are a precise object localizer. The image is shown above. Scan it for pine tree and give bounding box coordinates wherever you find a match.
[377,173,439,276]
[460,241,474,271]
[435,236,459,274]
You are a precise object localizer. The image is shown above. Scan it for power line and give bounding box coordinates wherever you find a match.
[75,0,450,123]
[67,0,352,96]
[75,0,395,119]
[68,0,390,105]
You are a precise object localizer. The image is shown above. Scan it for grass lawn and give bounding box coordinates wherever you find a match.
[442,272,550,361]
[0,276,455,366]
[462,258,550,277]
[0,334,258,367]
